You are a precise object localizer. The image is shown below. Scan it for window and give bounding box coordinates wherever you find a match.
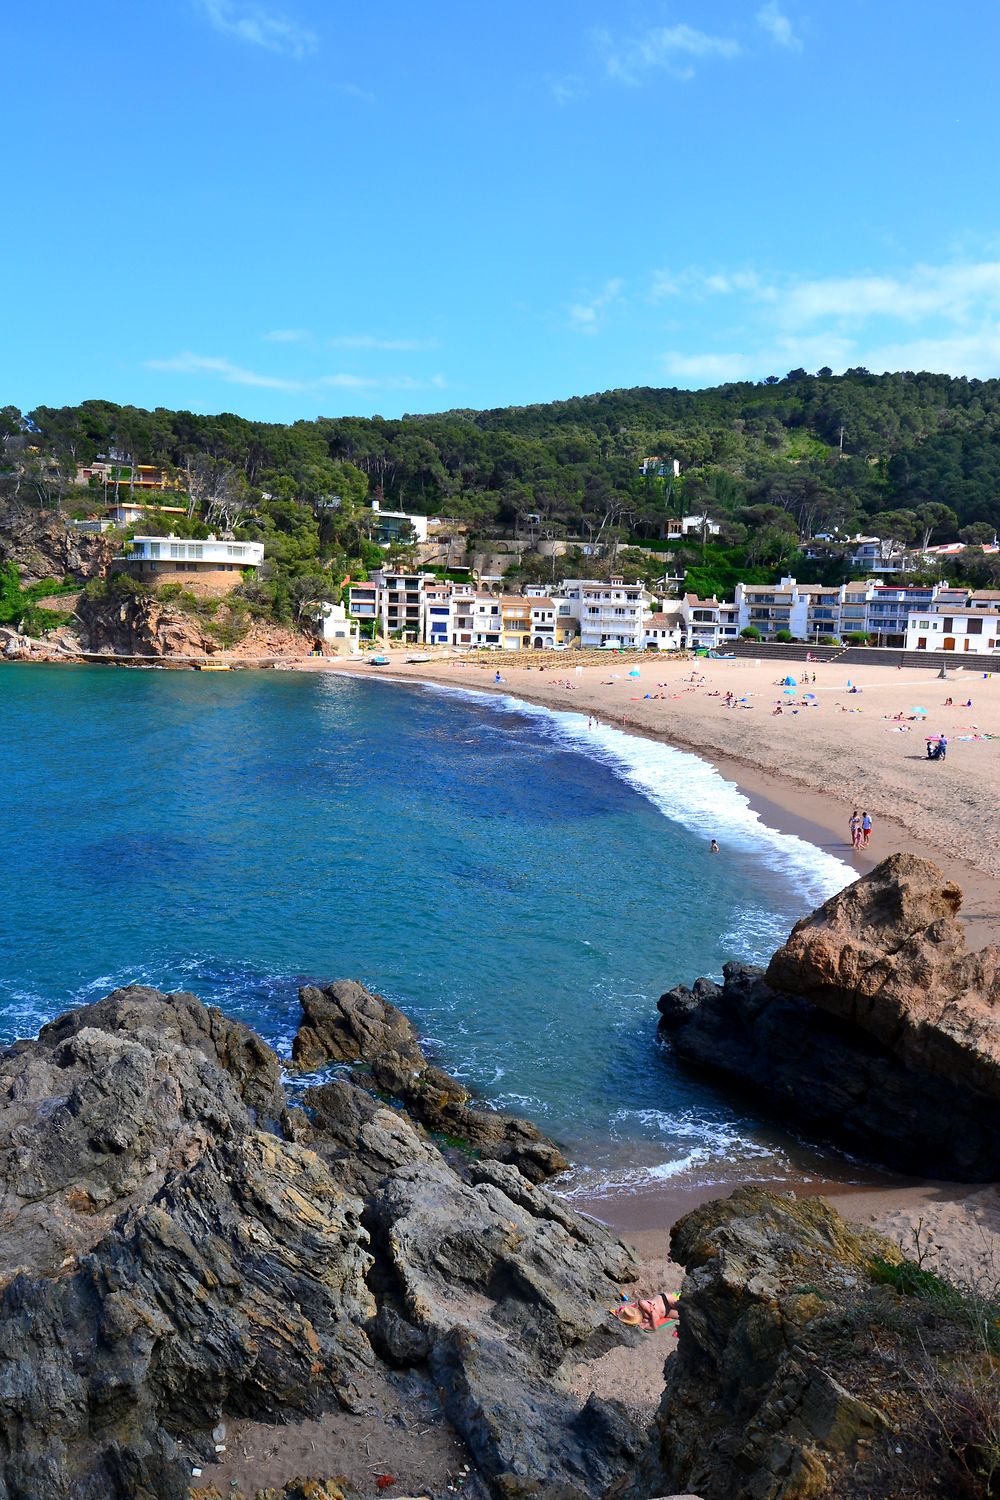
[968,618,983,634]
[942,617,954,632]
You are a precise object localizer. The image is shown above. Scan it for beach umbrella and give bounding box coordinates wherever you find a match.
[628,668,641,677]
[782,686,796,695]
[803,692,817,699]
[782,675,797,685]
[911,706,928,716]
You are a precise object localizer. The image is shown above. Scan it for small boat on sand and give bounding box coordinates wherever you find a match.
[196,662,230,671]
[368,656,391,666]
[405,654,432,663]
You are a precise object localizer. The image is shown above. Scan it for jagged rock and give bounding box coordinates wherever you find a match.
[614,1188,914,1500]
[0,1132,374,1499]
[430,1327,646,1500]
[658,856,1000,1179]
[304,1076,441,1199]
[293,981,568,1182]
[0,984,645,1498]
[192,1477,361,1500]
[0,985,290,1273]
[0,501,115,585]
[766,852,1000,1101]
[365,1156,636,1377]
[75,589,224,658]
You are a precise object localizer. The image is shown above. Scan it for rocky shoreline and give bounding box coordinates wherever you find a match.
[659,853,1000,1180]
[0,858,997,1498]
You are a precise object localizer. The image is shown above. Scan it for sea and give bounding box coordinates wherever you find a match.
[1,664,858,1205]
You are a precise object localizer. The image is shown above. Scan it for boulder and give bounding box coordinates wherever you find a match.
[766,852,1000,1101]
[0,985,290,1274]
[615,1188,950,1500]
[430,1328,646,1500]
[293,981,569,1182]
[658,856,1000,1179]
[364,1157,636,1377]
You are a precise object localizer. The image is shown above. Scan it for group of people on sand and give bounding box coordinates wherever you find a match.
[849,809,873,849]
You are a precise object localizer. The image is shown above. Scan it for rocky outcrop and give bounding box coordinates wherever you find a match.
[294,980,570,1183]
[658,855,1000,1178]
[0,985,642,1499]
[0,501,116,585]
[617,1187,991,1500]
[75,588,224,657]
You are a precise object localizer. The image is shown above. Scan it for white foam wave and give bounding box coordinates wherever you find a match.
[408,679,854,909]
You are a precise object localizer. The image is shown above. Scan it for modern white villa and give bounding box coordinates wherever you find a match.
[117,535,265,595]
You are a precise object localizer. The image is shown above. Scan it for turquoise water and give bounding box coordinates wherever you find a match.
[1,664,853,1195]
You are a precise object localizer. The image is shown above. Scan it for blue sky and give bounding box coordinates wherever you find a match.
[5,1,1000,422]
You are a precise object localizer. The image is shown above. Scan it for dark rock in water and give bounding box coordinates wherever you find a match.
[293,980,569,1182]
[658,855,1000,1179]
[0,984,643,1499]
[430,1328,646,1500]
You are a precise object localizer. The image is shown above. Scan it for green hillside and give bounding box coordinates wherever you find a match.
[4,369,1000,612]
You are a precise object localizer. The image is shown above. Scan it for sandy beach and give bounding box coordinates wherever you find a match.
[310,649,1000,1302]
[323,650,1000,941]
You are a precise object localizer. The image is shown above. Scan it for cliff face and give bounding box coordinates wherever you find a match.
[618,1187,987,1500]
[0,501,115,585]
[0,983,644,1500]
[658,854,1000,1179]
[75,588,223,657]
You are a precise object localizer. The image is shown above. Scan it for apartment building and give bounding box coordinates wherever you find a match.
[561,577,647,648]
[864,583,938,646]
[735,580,809,639]
[347,570,429,638]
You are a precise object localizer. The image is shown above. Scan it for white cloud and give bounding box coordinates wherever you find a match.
[774,263,1000,329]
[756,2,802,51]
[598,23,739,85]
[193,0,317,58]
[550,75,587,106]
[568,277,624,333]
[147,353,447,396]
[263,328,310,343]
[655,256,1000,383]
[146,353,305,390]
[327,335,435,351]
[339,82,377,104]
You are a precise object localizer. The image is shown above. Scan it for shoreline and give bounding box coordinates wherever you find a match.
[317,653,1000,1258]
[322,652,1000,947]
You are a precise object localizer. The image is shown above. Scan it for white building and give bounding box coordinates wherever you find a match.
[119,535,264,595]
[905,608,1000,655]
[644,604,685,650]
[561,577,648,648]
[365,499,429,546]
[662,514,722,540]
[313,602,360,655]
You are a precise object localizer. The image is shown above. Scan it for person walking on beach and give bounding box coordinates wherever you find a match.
[849,810,861,849]
[861,811,873,846]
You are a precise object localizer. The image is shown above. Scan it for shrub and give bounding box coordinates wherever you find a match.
[740,626,761,640]
[846,631,870,645]
[774,629,795,642]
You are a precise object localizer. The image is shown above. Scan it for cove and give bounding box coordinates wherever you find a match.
[2,663,851,1194]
